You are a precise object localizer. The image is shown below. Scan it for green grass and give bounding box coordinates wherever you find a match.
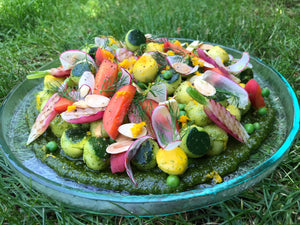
[0,0,299,224]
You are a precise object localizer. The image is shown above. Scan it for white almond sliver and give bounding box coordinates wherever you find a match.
[85,94,110,108]
[106,141,134,154]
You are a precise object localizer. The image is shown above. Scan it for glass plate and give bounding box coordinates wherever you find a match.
[0,42,299,217]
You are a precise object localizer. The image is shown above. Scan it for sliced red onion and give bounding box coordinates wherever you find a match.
[151,105,181,150]
[59,50,96,70]
[227,52,250,73]
[78,71,95,98]
[117,67,133,91]
[204,99,249,143]
[61,107,104,123]
[125,135,154,186]
[201,70,249,109]
[27,93,60,145]
[115,48,135,62]
[147,82,167,103]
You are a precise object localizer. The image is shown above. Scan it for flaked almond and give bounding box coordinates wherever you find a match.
[194,77,216,96]
[73,100,88,108]
[85,94,110,108]
[106,140,134,154]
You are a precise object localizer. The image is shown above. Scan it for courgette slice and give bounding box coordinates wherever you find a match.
[125,29,146,51]
[180,125,210,158]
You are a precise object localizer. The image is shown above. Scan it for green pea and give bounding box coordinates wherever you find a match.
[244,123,254,134]
[163,70,173,80]
[261,88,270,97]
[178,103,186,110]
[178,110,187,118]
[166,175,180,187]
[46,141,58,152]
[253,122,260,130]
[258,107,267,115]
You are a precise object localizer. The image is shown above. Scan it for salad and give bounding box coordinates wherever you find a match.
[26,29,273,192]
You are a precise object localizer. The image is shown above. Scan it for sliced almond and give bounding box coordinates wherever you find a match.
[199,43,214,50]
[80,85,91,98]
[194,77,216,96]
[73,100,88,108]
[118,123,147,139]
[172,62,192,74]
[106,140,134,154]
[85,94,110,108]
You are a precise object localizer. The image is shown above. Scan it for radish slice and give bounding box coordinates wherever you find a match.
[117,67,133,91]
[227,52,250,73]
[59,50,96,70]
[159,98,179,118]
[201,70,249,109]
[106,140,134,154]
[78,71,95,98]
[204,99,249,143]
[115,48,135,62]
[151,105,181,150]
[61,107,104,123]
[186,40,200,52]
[84,94,110,108]
[27,93,60,145]
[186,86,249,143]
[193,77,216,96]
[147,82,167,103]
[110,151,127,173]
[125,135,154,186]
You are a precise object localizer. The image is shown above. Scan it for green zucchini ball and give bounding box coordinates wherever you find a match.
[50,115,76,138]
[61,127,89,158]
[179,125,210,158]
[203,124,228,156]
[70,60,96,85]
[125,29,146,51]
[156,68,182,95]
[185,101,211,127]
[174,81,195,104]
[83,136,112,171]
[131,139,159,171]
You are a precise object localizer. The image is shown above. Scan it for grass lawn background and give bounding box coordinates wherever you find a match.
[0,0,299,224]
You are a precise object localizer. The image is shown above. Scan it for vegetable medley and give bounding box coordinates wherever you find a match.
[27,29,271,188]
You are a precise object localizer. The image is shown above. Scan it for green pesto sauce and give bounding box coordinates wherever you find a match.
[27,100,275,194]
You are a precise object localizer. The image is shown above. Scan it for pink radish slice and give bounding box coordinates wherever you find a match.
[27,93,60,145]
[201,70,249,109]
[49,67,72,77]
[125,135,154,186]
[227,52,250,73]
[61,107,104,123]
[128,104,156,138]
[117,67,133,91]
[59,50,96,70]
[147,82,167,103]
[204,99,249,143]
[110,151,127,173]
[79,71,95,98]
[151,105,181,150]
